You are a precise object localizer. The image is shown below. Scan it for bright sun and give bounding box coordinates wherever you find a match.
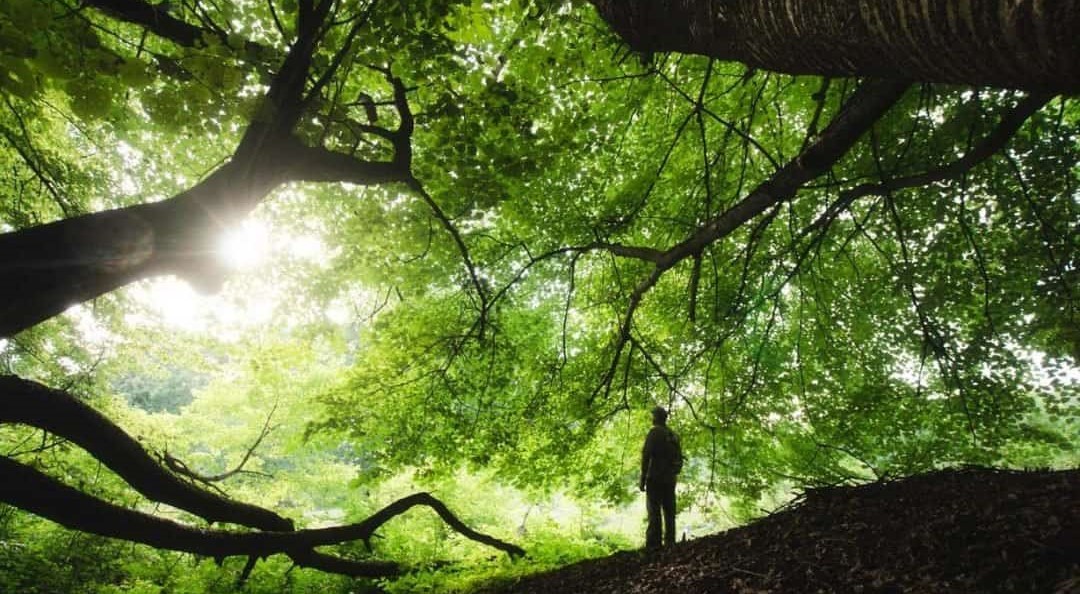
[218,219,270,269]
[119,215,339,334]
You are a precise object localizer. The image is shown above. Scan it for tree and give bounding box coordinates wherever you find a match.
[0,0,414,336]
[588,0,1080,93]
[1,0,522,579]
[1,0,1077,586]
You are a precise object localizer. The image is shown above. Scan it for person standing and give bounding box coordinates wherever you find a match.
[639,406,682,548]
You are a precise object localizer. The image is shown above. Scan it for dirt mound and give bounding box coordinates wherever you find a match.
[484,468,1079,593]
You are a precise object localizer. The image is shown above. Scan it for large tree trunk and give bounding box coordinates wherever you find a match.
[0,0,413,338]
[0,136,406,337]
[588,0,1080,93]
[0,159,275,337]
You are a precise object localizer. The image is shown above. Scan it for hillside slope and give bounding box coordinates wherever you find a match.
[483,468,1079,593]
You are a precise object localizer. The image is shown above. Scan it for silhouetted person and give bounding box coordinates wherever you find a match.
[639,406,682,548]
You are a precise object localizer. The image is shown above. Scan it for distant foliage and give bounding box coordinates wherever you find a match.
[112,367,206,414]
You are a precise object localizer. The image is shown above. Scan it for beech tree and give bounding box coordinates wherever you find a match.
[0,0,1076,587]
[588,0,1080,93]
[1,0,523,579]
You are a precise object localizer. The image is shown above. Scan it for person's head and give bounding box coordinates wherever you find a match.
[651,406,668,426]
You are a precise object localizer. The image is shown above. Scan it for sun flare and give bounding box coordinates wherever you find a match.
[218,219,270,270]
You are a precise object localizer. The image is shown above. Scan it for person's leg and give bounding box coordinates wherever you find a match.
[662,481,676,546]
[645,483,662,548]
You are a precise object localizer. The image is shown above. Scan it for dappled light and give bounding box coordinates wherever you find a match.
[0,1,1077,593]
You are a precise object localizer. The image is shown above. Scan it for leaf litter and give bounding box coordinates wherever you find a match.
[481,468,1079,593]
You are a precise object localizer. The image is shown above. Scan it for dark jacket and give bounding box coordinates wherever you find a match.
[641,425,682,485]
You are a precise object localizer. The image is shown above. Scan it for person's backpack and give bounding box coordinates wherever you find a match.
[665,428,683,475]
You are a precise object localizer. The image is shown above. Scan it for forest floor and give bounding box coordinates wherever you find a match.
[479,467,1079,594]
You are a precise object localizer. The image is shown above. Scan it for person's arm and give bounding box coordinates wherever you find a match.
[673,430,683,475]
[640,429,654,491]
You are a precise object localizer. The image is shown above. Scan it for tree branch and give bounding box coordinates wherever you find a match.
[0,375,524,576]
[587,79,909,405]
[82,0,207,48]
[82,0,282,70]
[835,92,1053,205]
[659,78,910,270]
[279,137,409,184]
[163,403,278,485]
[0,457,521,575]
[408,179,489,331]
[0,375,292,530]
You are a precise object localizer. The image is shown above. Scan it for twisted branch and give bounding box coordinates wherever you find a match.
[0,375,524,577]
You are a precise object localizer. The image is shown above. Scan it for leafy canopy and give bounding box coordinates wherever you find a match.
[0,0,1077,589]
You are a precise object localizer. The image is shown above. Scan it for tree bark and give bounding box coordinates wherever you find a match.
[0,375,293,530]
[588,0,1080,93]
[0,457,520,577]
[0,137,407,337]
[0,375,525,576]
[0,1,412,337]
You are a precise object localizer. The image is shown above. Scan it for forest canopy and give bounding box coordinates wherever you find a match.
[0,0,1077,591]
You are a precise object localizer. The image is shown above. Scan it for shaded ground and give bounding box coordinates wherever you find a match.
[483,468,1079,593]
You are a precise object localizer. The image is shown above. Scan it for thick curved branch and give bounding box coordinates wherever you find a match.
[0,375,292,530]
[659,79,910,270]
[836,92,1054,205]
[350,492,526,559]
[79,0,284,83]
[0,456,520,574]
[592,241,665,263]
[280,137,409,184]
[82,0,208,48]
[280,69,414,185]
[0,455,400,576]
[81,0,290,70]
[768,91,1054,301]
[0,376,523,575]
